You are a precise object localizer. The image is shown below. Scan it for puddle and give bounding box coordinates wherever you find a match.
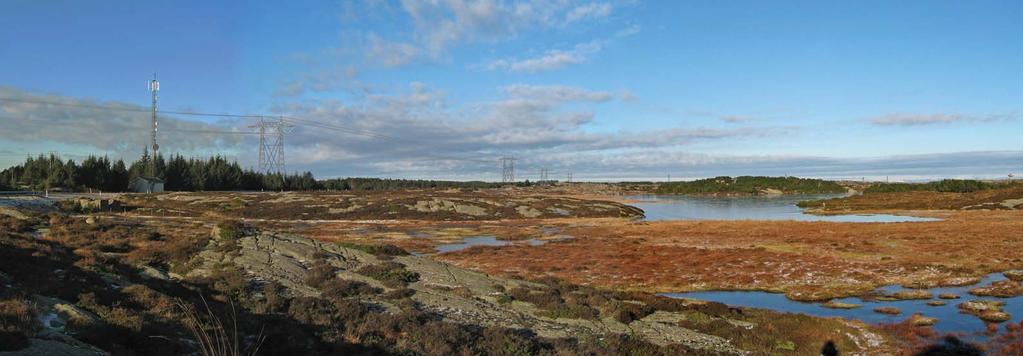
[431,235,567,254]
[627,194,939,223]
[662,273,1022,339]
[38,312,64,331]
[436,236,512,253]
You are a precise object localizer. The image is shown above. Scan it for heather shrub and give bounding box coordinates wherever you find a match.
[338,242,409,257]
[356,262,420,288]
[215,220,245,240]
[613,302,655,324]
[381,288,416,300]
[304,260,335,288]
[0,299,35,351]
[321,279,381,299]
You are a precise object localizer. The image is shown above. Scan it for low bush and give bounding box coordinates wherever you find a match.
[356,262,420,288]
[215,220,245,240]
[381,288,416,300]
[259,282,287,314]
[337,242,409,257]
[0,299,36,351]
[321,279,382,299]
[304,260,335,288]
[613,302,655,324]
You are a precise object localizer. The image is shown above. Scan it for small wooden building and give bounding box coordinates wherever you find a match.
[130,176,164,193]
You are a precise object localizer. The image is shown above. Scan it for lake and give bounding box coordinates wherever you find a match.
[626,194,939,222]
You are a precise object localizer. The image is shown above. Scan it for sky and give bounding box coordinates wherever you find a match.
[1,0,1021,181]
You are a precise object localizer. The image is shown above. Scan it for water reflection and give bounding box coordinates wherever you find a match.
[627,194,939,222]
[434,235,551,254]
[662,273,1022,339]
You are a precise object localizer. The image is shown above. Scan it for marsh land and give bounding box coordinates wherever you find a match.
[2,179,1022,354]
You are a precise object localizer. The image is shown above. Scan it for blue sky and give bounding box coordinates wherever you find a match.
[1,0,1021,181]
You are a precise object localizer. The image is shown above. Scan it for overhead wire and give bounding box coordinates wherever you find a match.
[0,96,518,171]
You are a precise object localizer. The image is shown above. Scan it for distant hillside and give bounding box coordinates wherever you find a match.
[655,176,846,195]
[864,179,1015,193]
[798,179,1023,211]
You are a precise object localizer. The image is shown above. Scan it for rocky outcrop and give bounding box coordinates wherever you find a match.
[183,232,750,354]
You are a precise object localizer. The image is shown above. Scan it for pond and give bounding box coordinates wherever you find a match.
[662,273,1023,339]
[433,235,549,254]
[626,194,939,222]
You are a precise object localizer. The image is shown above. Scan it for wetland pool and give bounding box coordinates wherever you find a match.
[422,235,565,254]
[663,273,1023,339]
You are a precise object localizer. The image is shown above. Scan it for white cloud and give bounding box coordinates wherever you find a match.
[719,115,753,124]
[5,88,1018,181]
[274,66,360,97]
[869,112,1018,126]
[264,81,791,179]
[564,2,612,25]
[501,84,614,102]
[367,34,421,67]
[485,40,603,72]
[615,24,641,37]
[0,87,248,160]
[361,1,617,66]
[686,110,762,124]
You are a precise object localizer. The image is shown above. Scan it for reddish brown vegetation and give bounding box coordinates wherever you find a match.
[437,211,1023,300]
[0,299,36,350]
[988,322,1023,355]
[120,190,642,221]
[801,185,1023,211]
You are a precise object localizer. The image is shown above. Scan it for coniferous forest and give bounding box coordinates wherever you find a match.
[0,150,508,192]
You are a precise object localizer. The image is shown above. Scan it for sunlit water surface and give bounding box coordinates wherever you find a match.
[663,273,1022,339]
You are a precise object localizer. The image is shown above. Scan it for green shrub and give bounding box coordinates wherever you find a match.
[356,262,420,288]
[321,279,381,299]
[656,176,845,195]
[0,299,35,351]
[337,242,409,257]
[865,179,1010,193]
[215,220,245,240]
[381,288,416,300]
[304,261,335,288]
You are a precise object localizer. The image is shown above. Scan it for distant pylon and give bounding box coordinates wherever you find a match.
[249,116,293,174]
[500,157,517,183]
[566,172,572,183]
[540,168,549,182]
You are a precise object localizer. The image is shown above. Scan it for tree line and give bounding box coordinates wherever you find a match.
[656,176,847,195]
[864,179,1016,193]
[0,150,519,192]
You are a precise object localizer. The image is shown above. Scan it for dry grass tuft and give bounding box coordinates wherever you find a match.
[177,297,264,356]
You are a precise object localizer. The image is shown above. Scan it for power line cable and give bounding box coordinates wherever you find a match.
[0,97,265,119]
[1,96,506,165]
